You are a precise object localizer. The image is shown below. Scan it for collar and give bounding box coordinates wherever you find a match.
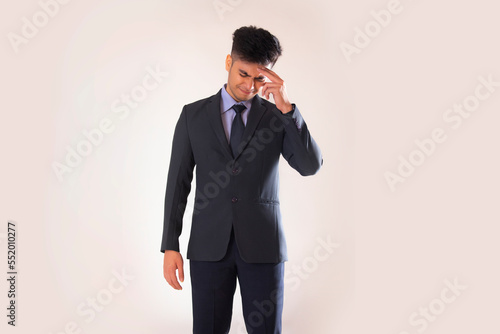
[221,83,253,114]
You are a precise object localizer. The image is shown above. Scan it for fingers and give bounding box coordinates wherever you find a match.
[168,268,182,290]
[260,82,292,113]
[261,82,283,100]
[165,265,182,290]
[178,259,184,283]
[163,251,183,290]
[258,67,292,113]
[258,67,283,84]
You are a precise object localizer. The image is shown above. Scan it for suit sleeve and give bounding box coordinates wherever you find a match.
[160,106,195,253]
[280,104,323,176]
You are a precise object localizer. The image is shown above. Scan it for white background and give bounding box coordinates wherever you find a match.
[1,0,499,333]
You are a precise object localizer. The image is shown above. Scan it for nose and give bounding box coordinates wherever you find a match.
[243,77,254,91]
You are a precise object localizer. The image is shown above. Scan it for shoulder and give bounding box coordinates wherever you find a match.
[184,90,221,112]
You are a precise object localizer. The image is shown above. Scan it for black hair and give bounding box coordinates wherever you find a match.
[231,26,282,67]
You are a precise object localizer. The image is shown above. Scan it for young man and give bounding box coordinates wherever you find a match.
[161,26,322,333]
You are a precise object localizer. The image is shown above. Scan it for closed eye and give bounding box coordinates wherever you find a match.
[239,70,265,81]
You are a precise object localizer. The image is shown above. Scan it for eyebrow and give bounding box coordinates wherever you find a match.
[239,69,265,80]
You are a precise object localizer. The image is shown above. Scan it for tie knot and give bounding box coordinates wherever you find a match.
[232,104,246,114]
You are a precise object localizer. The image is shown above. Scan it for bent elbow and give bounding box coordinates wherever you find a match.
[299,156,323,176]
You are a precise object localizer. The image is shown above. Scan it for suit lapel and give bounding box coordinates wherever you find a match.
[206,90,234,161]
[234,95,267,160]
[206,90,268,161]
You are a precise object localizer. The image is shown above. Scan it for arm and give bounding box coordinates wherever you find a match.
[280,105,323,176]
[258,67,323,176]
[160,106,195,290]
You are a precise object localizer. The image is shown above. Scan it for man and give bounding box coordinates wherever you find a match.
[161,26,322,334]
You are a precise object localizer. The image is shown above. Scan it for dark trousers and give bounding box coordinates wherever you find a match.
[190,230,284,334]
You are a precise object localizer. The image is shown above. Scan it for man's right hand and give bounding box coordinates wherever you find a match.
[163,250,184,290]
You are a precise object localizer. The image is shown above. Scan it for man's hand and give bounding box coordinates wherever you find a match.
[163,250,184,290]
[258,67,293,114]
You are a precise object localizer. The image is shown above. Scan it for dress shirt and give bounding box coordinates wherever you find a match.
[220,84,253,142]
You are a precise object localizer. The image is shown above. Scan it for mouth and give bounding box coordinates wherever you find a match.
[239,87,253,95]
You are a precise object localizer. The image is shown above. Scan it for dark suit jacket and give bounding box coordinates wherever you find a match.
[160,89,322,263]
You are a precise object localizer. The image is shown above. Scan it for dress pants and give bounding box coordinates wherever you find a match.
[190,229,284,334]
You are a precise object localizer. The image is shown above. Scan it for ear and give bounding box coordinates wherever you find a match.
[225,54,232,72]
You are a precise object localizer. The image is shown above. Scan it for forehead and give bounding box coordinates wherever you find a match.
[233,59,271,74]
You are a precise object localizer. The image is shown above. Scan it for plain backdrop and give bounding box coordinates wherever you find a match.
[1,0,499,333]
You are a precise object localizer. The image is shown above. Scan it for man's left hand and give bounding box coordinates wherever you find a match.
[258,67,294,114]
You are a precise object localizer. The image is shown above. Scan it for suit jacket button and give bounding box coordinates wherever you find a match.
[231,197,238,203]
[232,169,239,174]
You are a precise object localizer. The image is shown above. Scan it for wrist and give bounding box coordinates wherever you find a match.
[280,103,294,114]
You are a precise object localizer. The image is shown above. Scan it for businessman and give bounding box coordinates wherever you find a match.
[161,26,322,334]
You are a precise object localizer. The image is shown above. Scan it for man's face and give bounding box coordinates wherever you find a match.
[225,54,269,102]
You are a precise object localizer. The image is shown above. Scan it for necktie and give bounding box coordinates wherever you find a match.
[229,104,246,157]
